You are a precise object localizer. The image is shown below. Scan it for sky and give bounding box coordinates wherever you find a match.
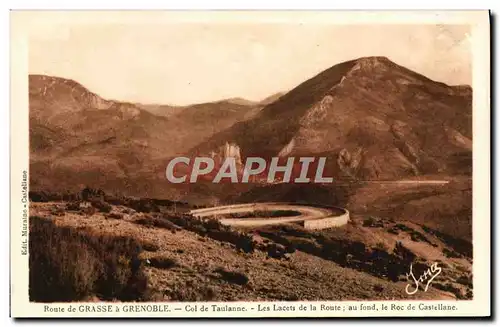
[29,22,471,105]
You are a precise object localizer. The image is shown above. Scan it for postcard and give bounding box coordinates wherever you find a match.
[10,10,490,318]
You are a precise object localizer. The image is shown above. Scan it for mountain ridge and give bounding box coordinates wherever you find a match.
[29,56,472,198]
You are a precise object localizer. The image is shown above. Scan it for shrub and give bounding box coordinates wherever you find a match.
[266,243,288,259]
[91,199,112,213]
[81,187,105,201]
[134,215,180,232]
[409,231,433,245]
[163,214,256,253]
[443,248,461,258]
[387,227,399,235]
[421,225,472,258]
[66,201,81,211]
[50,206,66,216]
[363,217,384,228]
[374,242,387,251]
[127,199,159,213]
[29,191,50,202]
[121,207,135,215]
[106,213,124,220]
[456,274,473,287]
[204,217,227,231]
[393,241,417,261]
[433,282,463,298]
[166,284,216,301]
[81,206,97,216]
[148,256,178,269]
[394,223,413,232]
[214,267,249,285]
[141,241,160,252]
[29,216,149,302]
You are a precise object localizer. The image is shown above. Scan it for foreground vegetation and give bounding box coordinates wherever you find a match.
[29,216,149,302]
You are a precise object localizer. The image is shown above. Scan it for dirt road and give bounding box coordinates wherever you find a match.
[189,203,349,229]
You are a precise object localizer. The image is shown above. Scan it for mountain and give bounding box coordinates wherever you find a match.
[223,93,286,106]
[29,56,472,199]
[191,56,472,180]
[223,97,258,106]
[258,92,286,106]
[28,75,258,196]
[137,94,285,119]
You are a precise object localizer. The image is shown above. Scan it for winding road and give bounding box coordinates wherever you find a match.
[189,202,350,230]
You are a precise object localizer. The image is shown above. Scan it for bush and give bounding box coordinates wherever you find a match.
[141,241,160,252]
[387,227,399,235]
[393,241,417,261]
[81,206,97,216]
[394,223,413,232]
[166,284,216,301]
[105,213,123,220]
[29,191,50,202]
[456,274,473,287]
[148,256,178,269]
[91,199,112,213]
[363,217,384,228]
[29,191,65,202]
[127,199,159,213]
[266,243,288,259]
[433,282,463,298]
[50,206,66,216]
[66,201,81,211]
[163,214,256,253]
[29,216,149,302]
[374,242,387,251]
[134,215,180,232]
[443,248,461,258]
[81,187,105,201]
[121,207,135,215]
[214,267,249,285]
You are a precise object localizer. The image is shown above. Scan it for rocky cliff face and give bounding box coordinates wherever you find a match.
[210,142,243,166]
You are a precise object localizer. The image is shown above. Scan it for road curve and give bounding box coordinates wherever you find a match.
[189,202,350,230]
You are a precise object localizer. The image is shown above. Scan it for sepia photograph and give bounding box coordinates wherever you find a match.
[9,10,490,318]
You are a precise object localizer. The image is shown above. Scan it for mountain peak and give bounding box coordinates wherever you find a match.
[344,56,459,92]
[347,56,396,74]
[29,74,90,94]
[356,56,392,65]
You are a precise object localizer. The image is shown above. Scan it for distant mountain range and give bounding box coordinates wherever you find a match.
[29,56,472,199]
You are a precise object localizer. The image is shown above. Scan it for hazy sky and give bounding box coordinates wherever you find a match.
[29,23,471,105]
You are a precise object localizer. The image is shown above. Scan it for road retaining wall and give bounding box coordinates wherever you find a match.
[189,202,350,230]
